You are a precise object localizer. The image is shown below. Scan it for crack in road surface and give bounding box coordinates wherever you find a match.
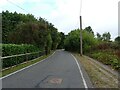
[35,75,53,88]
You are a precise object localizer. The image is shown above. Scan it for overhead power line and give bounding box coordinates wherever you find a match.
[6,0,30,14]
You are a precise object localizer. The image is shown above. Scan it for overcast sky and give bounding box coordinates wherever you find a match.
[0,0,119,40]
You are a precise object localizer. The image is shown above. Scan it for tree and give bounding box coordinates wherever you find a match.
[2,10,37,43]
[57,32,65,49]
[50,28,61,50]
[45,33,52,54]
[115,36,120,44]
[97,33,102,41]
[64,28,98,53]
[8,21,49,50]
[102,32,111,41]
[2,10,64,52]
[84,26,94,35]
[64,29,80,52]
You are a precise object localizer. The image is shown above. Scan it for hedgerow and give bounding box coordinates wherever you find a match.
[2,44,44,68]
[2,44,40,56]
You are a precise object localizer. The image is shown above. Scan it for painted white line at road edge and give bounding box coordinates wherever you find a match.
[71,54,88,88]
[1,51,56,80]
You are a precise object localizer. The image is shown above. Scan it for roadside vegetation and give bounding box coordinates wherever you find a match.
[2,10,65,52]
[2,10,120,83]
[64,27,120,71]
[1,51,54,77]
[74,54,118,88]
[64,26,119,89]
[1,10,65,75]
[2,44,41,68]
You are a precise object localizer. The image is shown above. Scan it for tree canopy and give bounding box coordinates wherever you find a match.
[64,28,98,53]
[2,10,65,52]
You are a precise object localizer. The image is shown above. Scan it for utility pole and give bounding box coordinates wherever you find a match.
[80,0,83,56]
[80,16,83,56]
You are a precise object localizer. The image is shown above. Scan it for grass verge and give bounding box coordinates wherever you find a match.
[1,51,55,77]
[73,53,118,88]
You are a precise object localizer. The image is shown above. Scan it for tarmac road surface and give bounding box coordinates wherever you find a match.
[2,50,92,88]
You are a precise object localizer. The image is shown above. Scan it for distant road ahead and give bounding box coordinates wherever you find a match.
[2,50,91,88]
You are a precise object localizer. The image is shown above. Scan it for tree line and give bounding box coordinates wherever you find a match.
[64,26,120,53]
[64,26,120,70]
[2,10,120,53]
[2,10,120,69]
[2,10,65,54]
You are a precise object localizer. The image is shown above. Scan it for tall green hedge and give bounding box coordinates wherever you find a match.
[2,44,40,57]
[2,44,44,68]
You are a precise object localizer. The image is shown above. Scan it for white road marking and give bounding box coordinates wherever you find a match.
[0,51,56,80]
[71,54,88,89]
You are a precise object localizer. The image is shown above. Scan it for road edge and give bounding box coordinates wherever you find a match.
[1,51,56,79]
[71,54,88,89]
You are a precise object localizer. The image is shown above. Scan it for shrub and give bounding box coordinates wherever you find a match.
[2,44,43,68]
[90,51,120,70]
[96,42,111,50]
[2,44,40,56]
[116,50,120,58]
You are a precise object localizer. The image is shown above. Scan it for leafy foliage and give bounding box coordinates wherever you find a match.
[64,27,120,70]
[2,10,63,52]
[96,33,102,41]
[2,10,37,43]
[90,51,120,70]
[2,44,42,68]
[84,26,94,35]
[2,10,65,68]
[2,44,40,57]
[64,29,98,53]
[57,32,65,49]
[115,36,120,44]
[102,32,111,41]
[2,10,119,71]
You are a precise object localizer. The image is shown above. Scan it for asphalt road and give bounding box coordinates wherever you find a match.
[2,50,92,88]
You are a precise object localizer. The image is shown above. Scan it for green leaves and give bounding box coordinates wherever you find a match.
[2,10,61,52]
[2,44,40,57]
[90,51,120,70]
[2,44,41,68]
[64,29,97,53]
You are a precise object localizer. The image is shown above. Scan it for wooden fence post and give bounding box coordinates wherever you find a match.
[26,53,28,61]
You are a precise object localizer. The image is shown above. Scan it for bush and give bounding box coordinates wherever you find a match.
[90,51,120,70]
[2,44,43,68]
[116,50,120,58]
[95,42,111,50]
[2,44,40,56]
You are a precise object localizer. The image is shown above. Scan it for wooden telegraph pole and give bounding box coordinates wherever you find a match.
[80,0,83,56]
[80,16,83,56]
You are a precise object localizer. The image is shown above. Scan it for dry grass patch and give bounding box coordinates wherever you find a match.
[74,53,118,88]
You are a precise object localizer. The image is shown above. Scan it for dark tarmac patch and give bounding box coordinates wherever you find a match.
[36,75,63,88]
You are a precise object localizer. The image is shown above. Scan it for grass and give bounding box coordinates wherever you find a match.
[1,51,54,77]
[73,53,118,88]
